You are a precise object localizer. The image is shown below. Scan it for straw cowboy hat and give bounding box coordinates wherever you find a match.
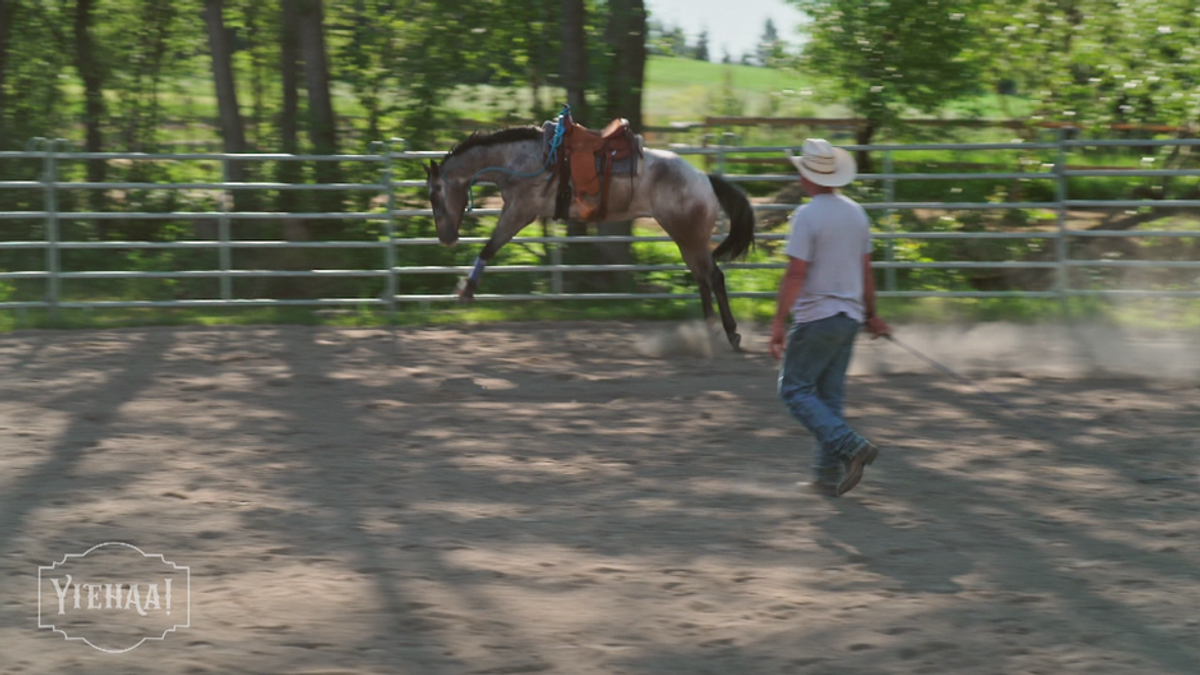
[786,138,857,187]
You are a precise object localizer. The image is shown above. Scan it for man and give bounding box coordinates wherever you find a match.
[769,138,892,497]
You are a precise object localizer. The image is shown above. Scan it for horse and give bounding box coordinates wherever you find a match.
[424,124,756,350]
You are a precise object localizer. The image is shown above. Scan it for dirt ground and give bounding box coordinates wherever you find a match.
[0,321,1198,675]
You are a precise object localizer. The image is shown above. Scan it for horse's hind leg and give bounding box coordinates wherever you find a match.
[677,242,715,317]
[680,244,740,351]
[709,265,741,351]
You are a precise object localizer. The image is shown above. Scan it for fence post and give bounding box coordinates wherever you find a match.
[883,149,897,293]
[38,138,61,321]
[219,156,232,301]
[716,132,738,177]
[381,139,402,316]
[1054,130,1069,308]
[550,220,564,295]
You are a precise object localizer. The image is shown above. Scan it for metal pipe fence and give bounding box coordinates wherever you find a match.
[0,135,1198,317]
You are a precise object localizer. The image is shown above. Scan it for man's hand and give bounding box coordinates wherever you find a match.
[769,318,788,360]
[865,315,892,339]
[770,259,807,361]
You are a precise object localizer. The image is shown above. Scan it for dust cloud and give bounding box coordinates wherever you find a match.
[851,323,1200,382]
[634,319,1200,383]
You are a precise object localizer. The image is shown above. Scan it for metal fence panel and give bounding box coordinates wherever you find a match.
[0,136,1197,314]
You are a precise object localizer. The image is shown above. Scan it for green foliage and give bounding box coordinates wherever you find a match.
[0,2,72,147]
[757,19,787,68]
[789,0,991,136]
[646,19,689,58]
[978,1,1200,133]
[327,0,404,140]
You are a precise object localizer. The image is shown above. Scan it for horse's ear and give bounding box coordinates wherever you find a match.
[427,160,439,177]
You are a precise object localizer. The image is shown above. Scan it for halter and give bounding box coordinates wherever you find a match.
[463,104,571,212]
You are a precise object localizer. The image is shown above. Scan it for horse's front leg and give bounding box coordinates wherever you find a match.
[457,204,539,303]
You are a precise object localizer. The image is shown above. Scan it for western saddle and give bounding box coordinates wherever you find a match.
[550,113,643,222]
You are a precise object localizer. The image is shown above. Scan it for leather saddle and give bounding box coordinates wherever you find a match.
[544,114,643,221]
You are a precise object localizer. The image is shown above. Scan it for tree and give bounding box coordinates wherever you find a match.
[789,0,989,170]
[329,0,401,141]
[693,29,709,62]
[596,0,648,289]
[296,0,341,218]
[240,1,272,146]
[661,24,687,57]
[297,0,337,157]
[603,0,646,133]
[560,0,591,285]
[757,18,784,67]
[0,0,16,142]
[104,1,180,153]
[203,1,248,174]
[524,0,561,117]
[647,20,688,58]
[71,0,108,229]
[980,0,1200,133]
[562,0,589,123]
[646,18,666,56]
[279,0,302,211]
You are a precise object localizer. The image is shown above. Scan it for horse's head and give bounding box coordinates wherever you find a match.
[425,160,467,246]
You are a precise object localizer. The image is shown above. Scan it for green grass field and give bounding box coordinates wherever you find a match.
[641,56,823,124]
[433,56,825,129]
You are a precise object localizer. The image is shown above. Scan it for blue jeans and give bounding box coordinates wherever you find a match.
[777,313,869,484]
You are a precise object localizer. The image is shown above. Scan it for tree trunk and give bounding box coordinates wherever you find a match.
[296,0,341,228]
[527,0,556,118]
[297,0,336,157]
[561,0,588,124]
[0,0,16,145]
[72,0,107,235]
[560,0,592,291]
[243,1,266,146]
[604,0,646,133]
[595,0,648,292]
[279,0,302,213]
[854,120,876,174]
[563,219,594,293]
[260,0,314,297]
[203,0,250,212]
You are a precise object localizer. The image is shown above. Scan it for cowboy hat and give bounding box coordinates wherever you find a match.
[785,138,856,187]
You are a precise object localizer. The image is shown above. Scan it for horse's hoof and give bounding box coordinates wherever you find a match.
[729,333,742,352]
[456,278,477,304]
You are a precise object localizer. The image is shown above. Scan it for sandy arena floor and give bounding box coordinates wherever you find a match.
[0,321,1197,674]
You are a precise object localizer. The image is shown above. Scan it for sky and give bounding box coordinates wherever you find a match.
[645,0,807,62]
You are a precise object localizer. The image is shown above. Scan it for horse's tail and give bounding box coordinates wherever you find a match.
[708,174,756,262]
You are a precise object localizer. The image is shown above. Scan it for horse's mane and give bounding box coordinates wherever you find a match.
[445,126,543,159]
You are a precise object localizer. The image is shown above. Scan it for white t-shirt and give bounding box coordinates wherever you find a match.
[784,193,873,324]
